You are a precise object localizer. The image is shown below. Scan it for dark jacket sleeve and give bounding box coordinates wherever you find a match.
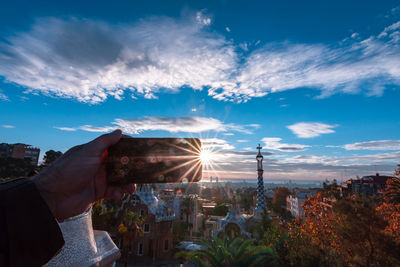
[0,178,64,267]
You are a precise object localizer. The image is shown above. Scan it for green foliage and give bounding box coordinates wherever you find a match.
[176,237,276,267]
[92,199,117,231]
[211,204,229,216]
[332,195,400,266]
[173,222,192,242]
[272,187,290,208]
[322,179,341,199]
[43,150,63,165]
[0,157,35,178]
[280,230,343,267]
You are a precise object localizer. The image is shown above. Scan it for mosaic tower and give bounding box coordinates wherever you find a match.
[255,144,266,214]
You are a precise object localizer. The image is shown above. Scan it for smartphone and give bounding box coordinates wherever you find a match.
[106,138,202,184]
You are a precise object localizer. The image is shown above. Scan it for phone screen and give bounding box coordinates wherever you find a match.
[106,138,202,184]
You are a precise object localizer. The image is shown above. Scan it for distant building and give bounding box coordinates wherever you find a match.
[341,173,394,196]
[286,189,318,218]
[0,143,40,165]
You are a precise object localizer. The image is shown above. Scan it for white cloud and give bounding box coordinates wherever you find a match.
[239,42,249,51]
[54,127,77,131]
[56,116,258,135]
[0,17,236,103]
[0,91,8,101]
[237,139,248,143]
[287,122,338,138]
[209,21,400,101]
[202,148,399,180]
[201,138,235,150]
[196,11,212,26]
[1,16,400,103]
[344,140,400,150]
[225,27,231,32]
[262,137,310,152]
[2,125,15,128]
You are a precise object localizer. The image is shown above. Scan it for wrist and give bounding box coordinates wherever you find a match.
[32,173,59,221]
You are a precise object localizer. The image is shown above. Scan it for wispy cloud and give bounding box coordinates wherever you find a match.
[1,125,15,128]
[344,140,400,150]
[210,20,400,101]
[1,16,399,103]
[287,122,338,138]
[56,116,259,134]
[204,149,399,180]
[262,137,310,152]
[0,16,236,103]
[0,91,8,101]
[201,138,235,150]
[54,127,77,131]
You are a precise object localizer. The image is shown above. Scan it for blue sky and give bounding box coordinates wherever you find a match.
[1,0,400,180]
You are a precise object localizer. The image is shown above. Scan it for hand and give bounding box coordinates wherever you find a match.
[32,129,135,221]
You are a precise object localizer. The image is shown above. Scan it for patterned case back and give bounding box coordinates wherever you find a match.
[106,138,202,184]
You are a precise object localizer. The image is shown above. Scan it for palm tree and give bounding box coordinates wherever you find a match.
[119,209,145,267]
[182,196,194,238]
[175,237,276,267]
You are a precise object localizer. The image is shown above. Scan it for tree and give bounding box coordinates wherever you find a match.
[182,196,195,238]
[300,193,337,250]
[211,204,229,216]
[333,195,400,266]
[0,157,35,178]
[272,187,290,208]
[384,165,400,204]
[322,179,341,199]
[298,191,400,266]
[43,150,63,166]
[376,167,400,243]
[176,237,276,267]
[119,209,145,267]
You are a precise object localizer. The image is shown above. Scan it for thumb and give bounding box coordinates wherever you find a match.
[90,129,122,155]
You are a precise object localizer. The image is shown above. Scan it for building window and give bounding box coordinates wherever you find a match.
[164,239,169,251]
[137,243,143,256]
[140,209,145,217]
[144,223,150,233]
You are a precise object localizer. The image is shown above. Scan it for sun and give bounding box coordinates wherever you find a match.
[199,149,215,165]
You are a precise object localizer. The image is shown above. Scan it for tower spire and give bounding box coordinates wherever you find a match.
[255,144,266,215]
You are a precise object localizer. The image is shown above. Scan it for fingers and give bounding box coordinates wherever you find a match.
[123,184,136,195]
[63,144,85,157]
[104,183,136,200]
[105,186,124,200]
[89,129,122,156]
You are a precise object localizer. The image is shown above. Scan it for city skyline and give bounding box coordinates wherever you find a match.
[1,0,400,180]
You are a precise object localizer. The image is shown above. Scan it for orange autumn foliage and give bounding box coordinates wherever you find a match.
[376,202,400,242]
[298,193,338,250]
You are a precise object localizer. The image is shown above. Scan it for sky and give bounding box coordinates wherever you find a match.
[1,0,400,181]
